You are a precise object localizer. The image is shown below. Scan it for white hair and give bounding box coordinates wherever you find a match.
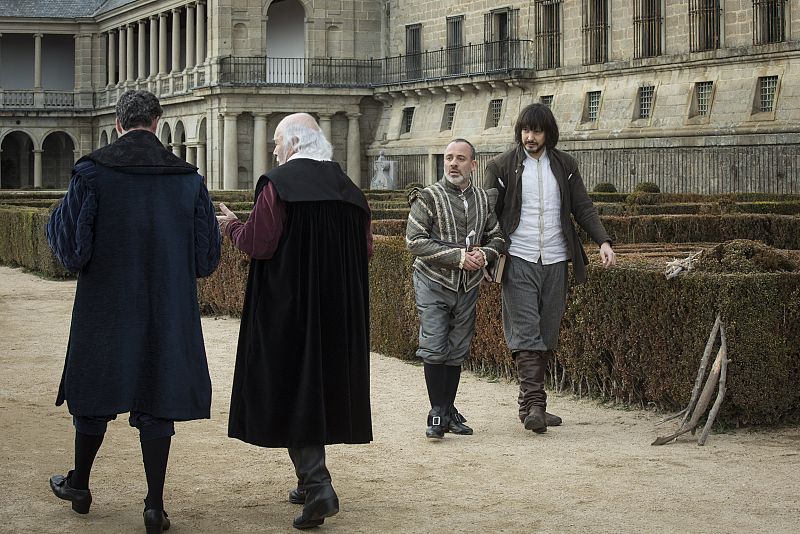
[280,121,333,160]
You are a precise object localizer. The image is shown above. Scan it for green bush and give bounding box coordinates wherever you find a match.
[372,208,410,220]
[593,182,618,193]
[634,181,661,193]
[209,190,254,203]
[0,207,70,278]
[372,219,406,236]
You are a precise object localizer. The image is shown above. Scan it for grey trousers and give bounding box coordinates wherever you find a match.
[501,255,568,352]
[413,270,479,365]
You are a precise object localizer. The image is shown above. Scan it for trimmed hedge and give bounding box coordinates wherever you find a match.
[0,207,69,278]
[372,219,406,237]
[367,236,800,425]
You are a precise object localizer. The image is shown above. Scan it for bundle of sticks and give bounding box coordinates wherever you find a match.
[652,314,730,446]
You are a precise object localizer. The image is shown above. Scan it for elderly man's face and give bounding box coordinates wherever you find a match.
[443,141,476,184]
[273,127,289,165]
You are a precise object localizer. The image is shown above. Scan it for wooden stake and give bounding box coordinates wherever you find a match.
[698,323,729,446]
[680,314,721,428]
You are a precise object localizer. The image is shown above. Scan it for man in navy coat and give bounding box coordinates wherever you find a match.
[46,90,220,533]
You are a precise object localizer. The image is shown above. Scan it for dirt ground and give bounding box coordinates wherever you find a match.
[1,265,799,534]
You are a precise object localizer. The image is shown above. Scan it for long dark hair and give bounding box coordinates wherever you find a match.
[514,103,559,149]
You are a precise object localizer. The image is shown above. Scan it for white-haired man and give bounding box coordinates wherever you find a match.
[217,113,373,530]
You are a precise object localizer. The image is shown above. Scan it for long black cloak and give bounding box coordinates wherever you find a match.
[227,158,373,448]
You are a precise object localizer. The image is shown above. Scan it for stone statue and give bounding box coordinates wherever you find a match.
[370,151,396,190]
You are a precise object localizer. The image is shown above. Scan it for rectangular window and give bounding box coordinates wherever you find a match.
[486,99,503,128]
[758,75,778,112]
[484,8,519,70]
[634,0,662,58]
[402,107,415,134]
[441,103,457,131]
[696,81,713,115]
[405,24,422,79]
[535,0,563,70]
[689,0,720,51]
[584,91,601,122]
[540,95,554,108]
[753,0,786,45]
[582,0,609,65]
[447,16,465,75]
[637,85,655,119]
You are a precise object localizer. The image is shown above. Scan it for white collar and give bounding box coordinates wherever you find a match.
[288,153,331,162]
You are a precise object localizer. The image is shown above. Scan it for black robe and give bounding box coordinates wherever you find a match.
[227,159,373,448]
[46,130,221,420]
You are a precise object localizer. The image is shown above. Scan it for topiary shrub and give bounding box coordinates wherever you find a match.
[593,182,618,193]
[634,181,661,193]
[694,239,798,273]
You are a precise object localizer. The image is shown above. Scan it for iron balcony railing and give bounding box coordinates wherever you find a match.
[218,40,535,87]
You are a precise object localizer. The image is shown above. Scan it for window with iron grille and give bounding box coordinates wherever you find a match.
[583,91,601,122]
[441,103,457,131]
[402,107,415,134]
[582,0,608,65]
[695,81,713,116]
[689,0,720,51]
[753,0,786,45]
[484,8,520,71]
[633,0,662,58]
[757,75,778,112]
[637,85,655,119]
[486,99,503,128]
[540,95,554,108]
[405,24,422,79]
[535,0,562,70]
[447,16,465,75]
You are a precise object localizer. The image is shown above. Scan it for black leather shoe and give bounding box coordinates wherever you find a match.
[143,508,170,533]
[546,412,562,426]
[292,485,339,529]
[289,487,306,505]
[446,407,473,435]
[524,406,547,434]
[49,471,92,514]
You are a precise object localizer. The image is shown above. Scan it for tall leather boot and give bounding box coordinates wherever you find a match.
[425,406,448,439]
[515,350,548,433]
[288,446,339,529]
[287,449,306,505]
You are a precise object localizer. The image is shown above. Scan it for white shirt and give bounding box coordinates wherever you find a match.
[508,149,569,264]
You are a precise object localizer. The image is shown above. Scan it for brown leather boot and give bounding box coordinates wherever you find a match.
[515,350,549,433]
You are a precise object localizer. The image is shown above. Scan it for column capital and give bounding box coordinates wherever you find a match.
[106,28,117,35]
[34,33,44,38]
[221,111,239,118]
[150,14,159,20]
[172,7,182,14]
[346,112,362,119]
[318,112,334,118]
[252,112,269,118]
[159,12,168,19]
[32,149,44,154]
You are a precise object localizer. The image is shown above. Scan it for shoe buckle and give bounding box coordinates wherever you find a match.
[431,416,441,426]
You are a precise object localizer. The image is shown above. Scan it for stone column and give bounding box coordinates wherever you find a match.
[186,144,197,166]
[126,24,135,83]
[34,33,43,89]
[172,142,181,157]
[197,142,207,179]
[223,113,239,190]
[33,149,43,188]
[107,31,116,85]
[196,2,206,65]
[137,20,146,79]
[171,8,181,73]
[318,113,333,141]
[118,26,126,83]
[346,113,362,186]
[149,16,158,77]
[186,4,195,69]
[159,13,168,74]
[253,113,268,178]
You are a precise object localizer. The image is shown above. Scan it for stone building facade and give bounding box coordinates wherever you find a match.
[0,0,798,193]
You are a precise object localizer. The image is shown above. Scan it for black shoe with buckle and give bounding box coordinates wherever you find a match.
[49,471,92,514]
[446,406,473,435]
[143,508,171,533]
[425,407,447,439]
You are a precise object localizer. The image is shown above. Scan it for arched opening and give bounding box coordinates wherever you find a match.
[174,121,187,160]
[160,122,172,148]
[197,118,208,184]
[110,129,118,143]
[42,131,76,189]
[265,0,305,83]
[99,130,109,148]
[0,131,34,189]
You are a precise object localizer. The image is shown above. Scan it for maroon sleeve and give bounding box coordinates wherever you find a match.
[226,181,286,260]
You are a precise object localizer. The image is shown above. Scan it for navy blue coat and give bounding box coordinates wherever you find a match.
[46,130,221,420]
